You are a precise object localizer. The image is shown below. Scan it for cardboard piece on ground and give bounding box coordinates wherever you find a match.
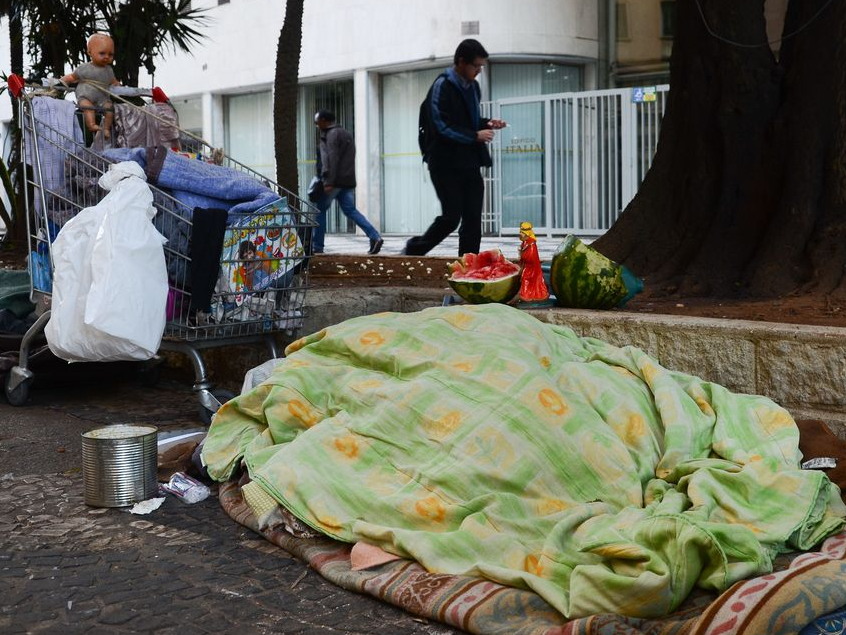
[350,542,402,571]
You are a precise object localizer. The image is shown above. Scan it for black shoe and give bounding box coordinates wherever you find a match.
[403,238,427,256]
[368,238,384,255]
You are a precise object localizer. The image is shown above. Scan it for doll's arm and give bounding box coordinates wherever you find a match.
[59,71,79,86]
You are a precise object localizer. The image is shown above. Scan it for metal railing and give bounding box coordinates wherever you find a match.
[483,85,669,236]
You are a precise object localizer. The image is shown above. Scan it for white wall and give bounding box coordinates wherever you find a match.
[139,0,598,96]
[0,0,599,122]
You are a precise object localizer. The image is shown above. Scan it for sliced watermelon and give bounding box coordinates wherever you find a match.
[447,249,520,304]
[549,236,631,309]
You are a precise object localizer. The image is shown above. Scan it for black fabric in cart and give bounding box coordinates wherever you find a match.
[189,207,228,312]
[0,308,35,335]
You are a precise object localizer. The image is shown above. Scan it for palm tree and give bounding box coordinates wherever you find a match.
[273,0,304,195]
[21,1,95,78]
[0,0,208,238]
[0,0,27,239]
[94,0,210,86]
[0,0,24,77]
[19,0,208,86]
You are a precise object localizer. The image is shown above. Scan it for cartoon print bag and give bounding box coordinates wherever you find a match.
[210,199,305,323]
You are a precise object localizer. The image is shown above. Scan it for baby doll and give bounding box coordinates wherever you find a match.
[60,33,120,139]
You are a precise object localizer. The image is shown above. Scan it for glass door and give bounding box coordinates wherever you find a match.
[497,101,547,232]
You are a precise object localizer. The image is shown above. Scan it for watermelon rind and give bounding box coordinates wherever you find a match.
[448,272,520,304]
[447,249,520,304]
[549,235,628,309]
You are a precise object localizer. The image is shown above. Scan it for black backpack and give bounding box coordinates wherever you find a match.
[418,73,447,163]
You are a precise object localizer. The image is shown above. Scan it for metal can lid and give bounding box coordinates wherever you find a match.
[82,424,158,440]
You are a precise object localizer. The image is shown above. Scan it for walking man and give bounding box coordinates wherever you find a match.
[405,39,506,256]
[312,110,383,255]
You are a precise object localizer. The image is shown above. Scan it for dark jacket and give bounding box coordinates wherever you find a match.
[427,68,492,171]
[318,124,356,188]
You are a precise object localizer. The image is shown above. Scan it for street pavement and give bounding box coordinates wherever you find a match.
[0,366,460,635]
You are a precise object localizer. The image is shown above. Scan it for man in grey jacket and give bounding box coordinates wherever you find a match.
[312,111,383,254]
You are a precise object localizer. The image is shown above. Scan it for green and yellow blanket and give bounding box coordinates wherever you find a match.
[202,304,845,619]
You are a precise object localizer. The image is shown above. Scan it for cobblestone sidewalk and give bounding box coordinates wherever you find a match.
[0,373,460,635]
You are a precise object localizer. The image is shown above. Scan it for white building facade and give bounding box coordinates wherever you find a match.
[132,0,603,237]
[2,0,674,237]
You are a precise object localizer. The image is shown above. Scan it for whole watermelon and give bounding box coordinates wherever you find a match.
[549,236,629,309]
[447,249,520,304]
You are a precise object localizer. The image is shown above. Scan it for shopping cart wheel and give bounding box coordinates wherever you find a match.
[198,388,237,426]
[5,375,31,406]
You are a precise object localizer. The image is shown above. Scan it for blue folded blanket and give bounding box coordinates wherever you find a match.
[103,147,282,222]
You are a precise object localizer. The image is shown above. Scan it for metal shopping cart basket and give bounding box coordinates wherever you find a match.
[4,76,317,423]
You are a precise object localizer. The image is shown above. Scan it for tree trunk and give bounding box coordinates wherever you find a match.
[7,1,25,240]
[594,0,846,299]
[273,0,304,195]
[9,1,23,75]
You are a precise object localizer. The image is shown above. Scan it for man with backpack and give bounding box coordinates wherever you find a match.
[405,39,507,256]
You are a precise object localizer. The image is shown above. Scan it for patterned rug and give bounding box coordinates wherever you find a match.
[219,475,846,635]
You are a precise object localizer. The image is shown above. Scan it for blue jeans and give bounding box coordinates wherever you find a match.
[312,187,380,253]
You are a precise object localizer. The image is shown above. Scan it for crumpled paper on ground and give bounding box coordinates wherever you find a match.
[129,497,166,515]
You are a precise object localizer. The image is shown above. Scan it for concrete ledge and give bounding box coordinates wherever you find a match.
[303,287,846,436]
[302,287,449,335]
[526,308,846,436]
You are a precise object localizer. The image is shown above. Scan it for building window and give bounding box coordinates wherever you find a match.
[660,1,676,38]
[172,96,202,139]
[489,62,582,101]
[616,3,629,40]
[381,69,444,234]
[224,91,274,180]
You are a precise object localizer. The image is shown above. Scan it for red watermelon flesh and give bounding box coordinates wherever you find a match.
[446,250,521,304]
[448,249,519,280]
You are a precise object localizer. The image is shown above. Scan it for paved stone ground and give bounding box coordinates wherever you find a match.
[0,368,460,634]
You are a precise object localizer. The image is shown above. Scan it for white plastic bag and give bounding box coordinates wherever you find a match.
[45,161,169,362]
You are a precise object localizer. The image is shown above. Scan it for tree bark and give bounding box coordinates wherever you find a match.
[9,1,22,75]
[749,0,846,296]
[273,0,304,195]
[7,1,24,239]
[595,0,846,299]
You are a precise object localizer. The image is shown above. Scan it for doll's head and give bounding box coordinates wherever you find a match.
[239,240,258,260]
[87,33,115,68]
[519,221,537,241]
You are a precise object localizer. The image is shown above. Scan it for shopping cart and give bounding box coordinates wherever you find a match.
[3,76,317,423]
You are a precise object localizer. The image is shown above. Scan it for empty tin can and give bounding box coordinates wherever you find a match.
[82,424,158,507]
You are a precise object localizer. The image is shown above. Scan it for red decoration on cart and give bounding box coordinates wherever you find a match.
[7,73,25,99]
[152,86,169,103]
